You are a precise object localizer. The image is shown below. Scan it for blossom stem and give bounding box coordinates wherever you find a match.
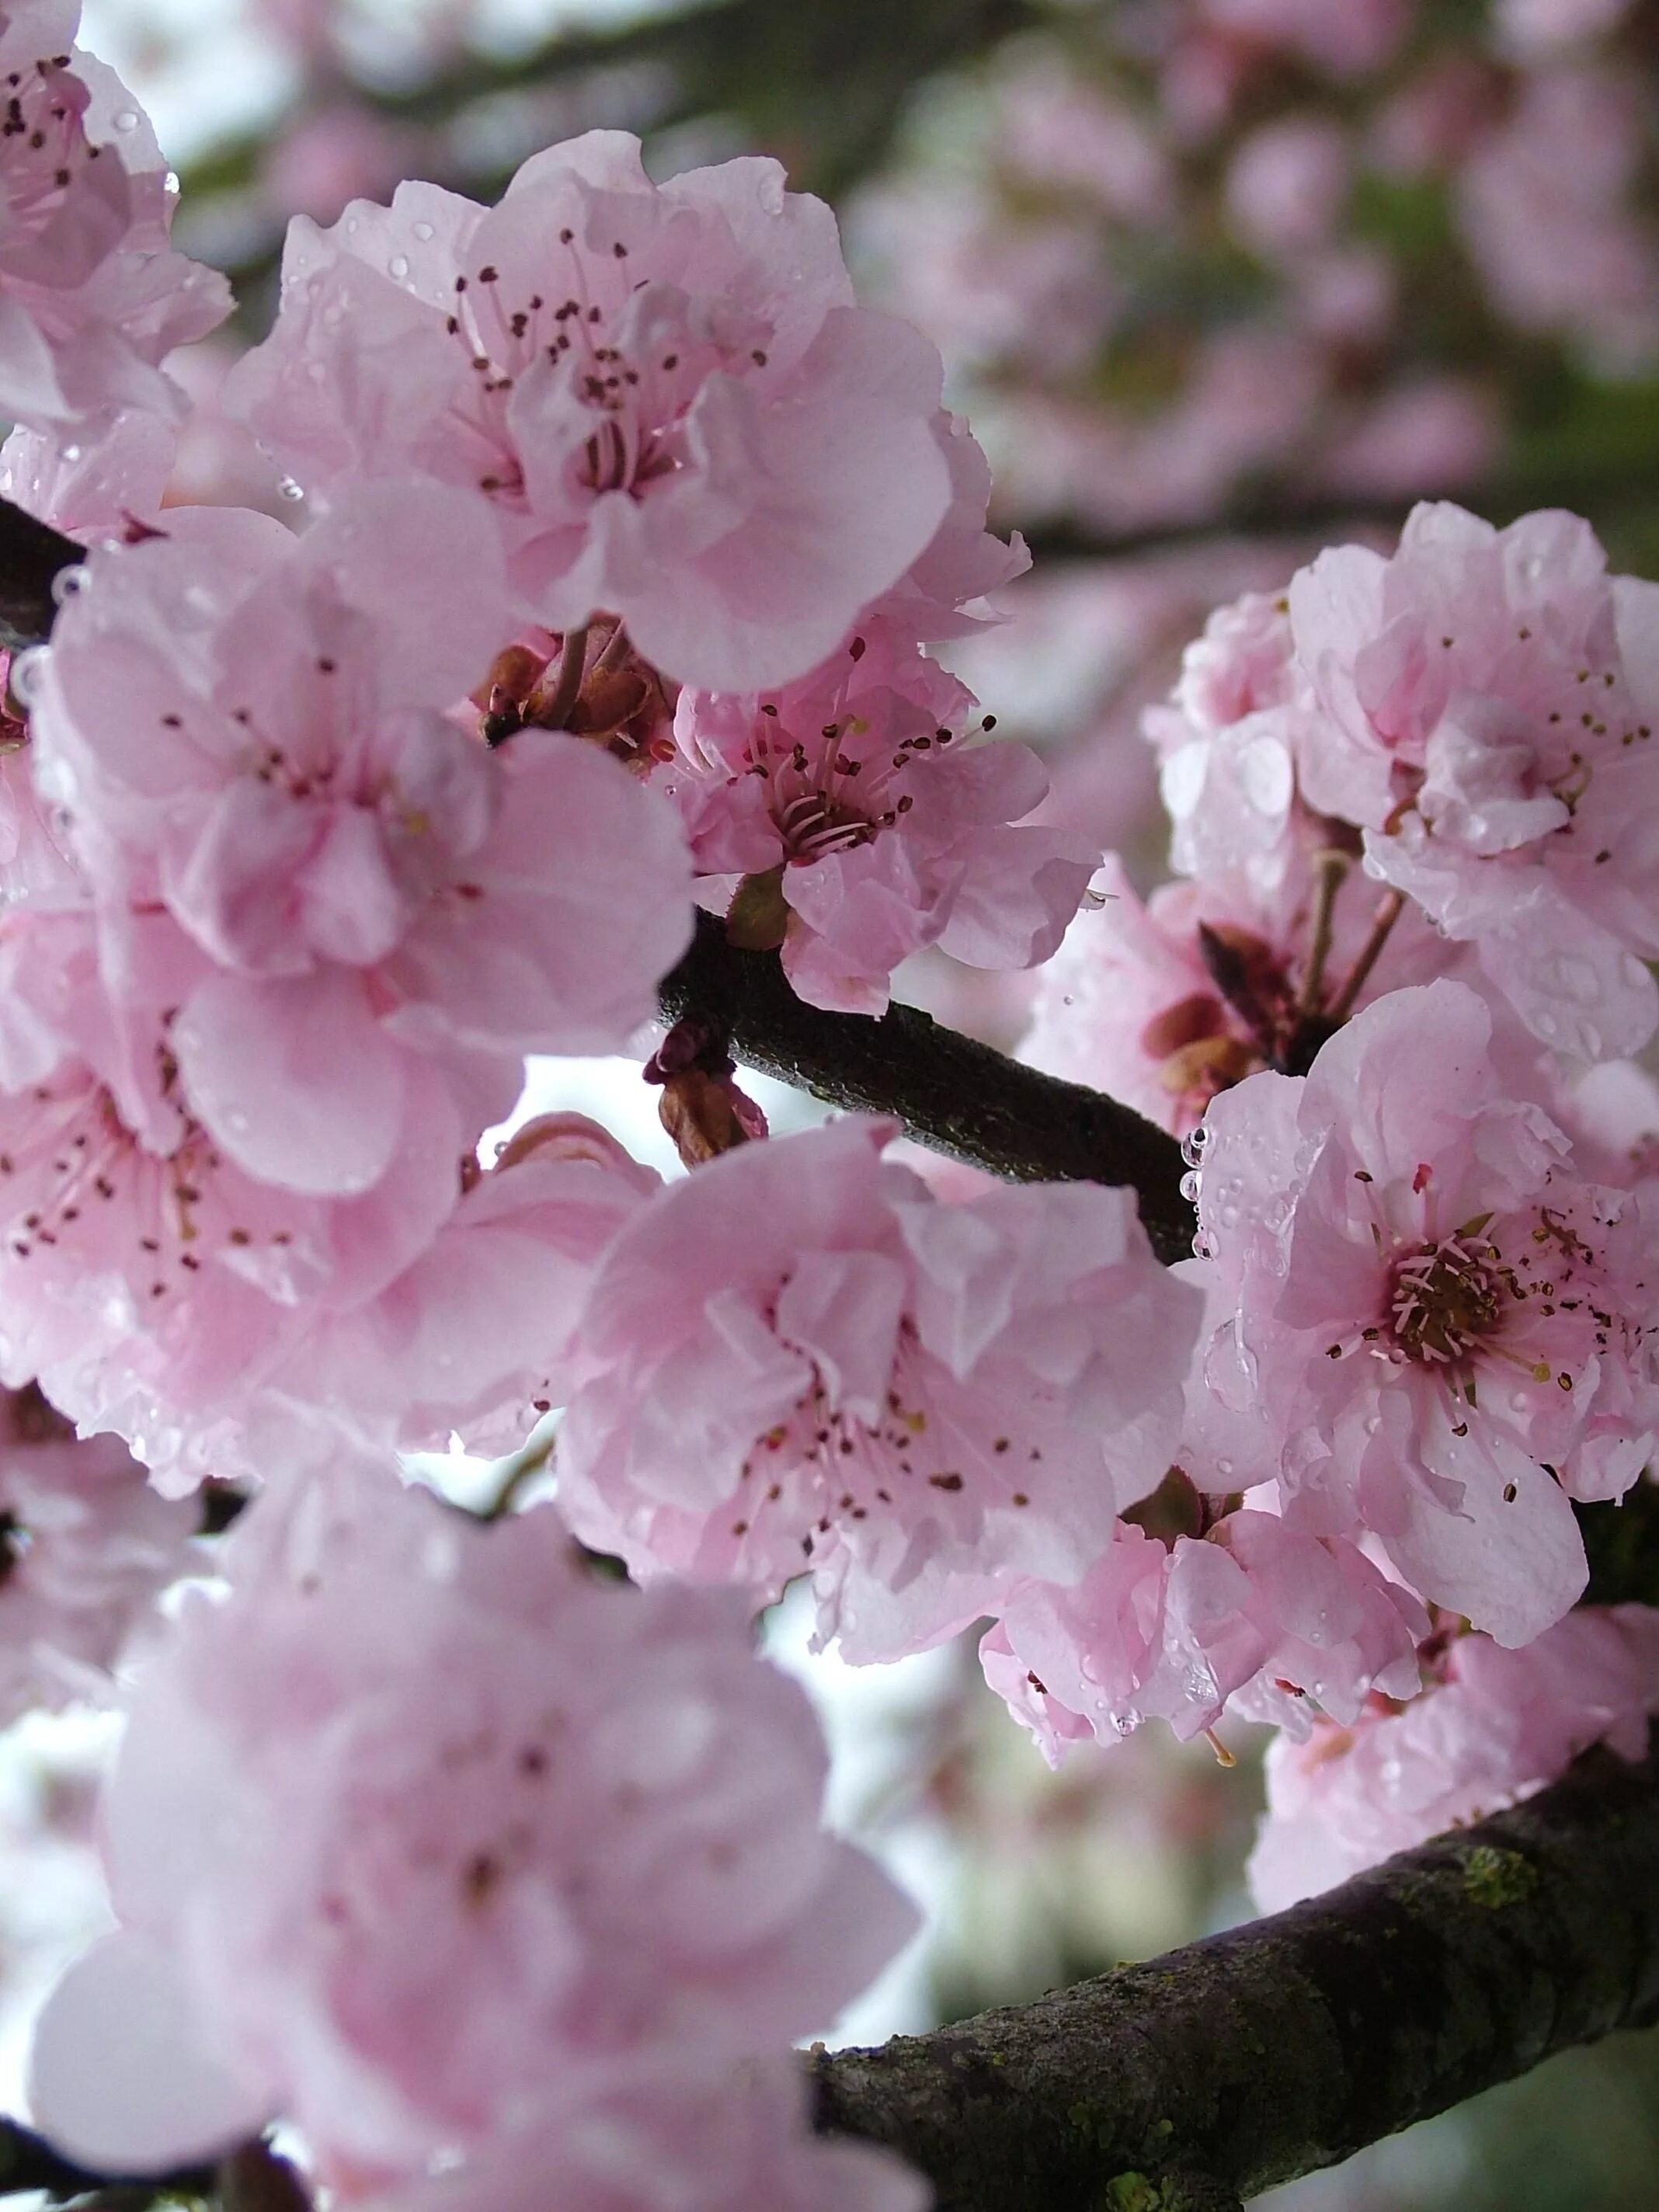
[1324,889,1405,1024]
[593,618,634,675]
[535,624,590,735]
[1298,848,1351,1016]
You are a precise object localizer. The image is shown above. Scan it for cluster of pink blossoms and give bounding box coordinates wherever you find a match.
[28,1466,921,2212]
[1007,504,1659,1869]
[0,24,1124,2200]
[857,2,1659,541]
[0,1,1654,2196]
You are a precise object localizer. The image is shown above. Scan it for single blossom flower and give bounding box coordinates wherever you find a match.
[0,5,229,436]
[223,130,955,692]
[558,1115,1202,1663]
[669,624,1096,1014]
[268,1111,662,1466]
[1289,502,1659,1059]
[29,1466,916,2181]
[1021,853,1447,1139]
[0,906,464,1492]
[1249,1602,1659,1910]
[29,482,693,1196]
[983,1494,1427,1762]
[1184,979,1659,1647]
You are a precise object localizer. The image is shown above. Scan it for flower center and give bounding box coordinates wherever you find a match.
[1387,1235,1502,1365]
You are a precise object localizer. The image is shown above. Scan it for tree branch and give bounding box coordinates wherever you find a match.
[0,502,79,656]
[658,913,1196,1264]
[809,1736,1659,2210]
[0,2114,214,2203]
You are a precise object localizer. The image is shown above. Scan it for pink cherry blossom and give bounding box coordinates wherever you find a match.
[1494,0,1634,53]
[0,1381,199,1718]
[1225,120,1351,261]
[30,484,693,1191]
[0,906,466,1491]
[1184,979,1659,1647]
[1198,0,1412,76]
[558,1115,1202,1663]
[1141,586,1319,898]
[223,130,955,693]
[355,2054,927,2212]
[1021,854,1448,1139]
[0,405,175,537]
[1457,68,1659,370]
[1250,1603,1659,1911]
[29,1467,917,2179]
[270,1111,661,1465]
[668,625,1096,1015]
[983,1494,1426,1765]
[0,9,229,436]
[1289,503,1659,1059]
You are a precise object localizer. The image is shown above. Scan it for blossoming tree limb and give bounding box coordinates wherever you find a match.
[0,473,1657,2209]
[1,10,1659,2211]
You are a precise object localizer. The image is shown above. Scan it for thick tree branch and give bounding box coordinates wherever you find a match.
[809,1736,1659,2210]
[659,913,1196,1264]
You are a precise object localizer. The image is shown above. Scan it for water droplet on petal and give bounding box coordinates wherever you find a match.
[388,254,410,280]
[50,565,89,606]
[412,221,435,242]
[113,110,139,131]
[9,646,49,704]
[278,475,306,503]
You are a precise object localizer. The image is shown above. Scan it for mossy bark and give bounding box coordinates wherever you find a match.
[809,1741,1659,2210]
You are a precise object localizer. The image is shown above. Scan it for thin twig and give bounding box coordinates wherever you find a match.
[1325,889,1405,1024]
[1298,847,1351,1016]
[534,624,590,734]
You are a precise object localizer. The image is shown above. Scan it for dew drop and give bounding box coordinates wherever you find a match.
[277,475,306,503]
[60,443,82,463]
[112,110,139,131]
[50,565,89,605]
[388,254,410,280]
[1179,1169,1202,1205]
[9,646,49,704]
[412,221,435,242]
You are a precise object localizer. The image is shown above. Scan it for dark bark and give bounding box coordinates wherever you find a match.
[809,1736,1659,2210]
[658,913,1197,1265]
[0,2116,214,2203]
[0,502,78,656]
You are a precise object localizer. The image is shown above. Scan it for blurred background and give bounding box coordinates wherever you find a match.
[7,2,1659,2204]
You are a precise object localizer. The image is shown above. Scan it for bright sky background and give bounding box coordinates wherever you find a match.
[79,0,683,161]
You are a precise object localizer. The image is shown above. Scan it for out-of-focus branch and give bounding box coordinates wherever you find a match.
[1021,457,1659,571]
[810,1736,1659,2211]
[659,913,1196,1264]
[185,0,1035,299]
